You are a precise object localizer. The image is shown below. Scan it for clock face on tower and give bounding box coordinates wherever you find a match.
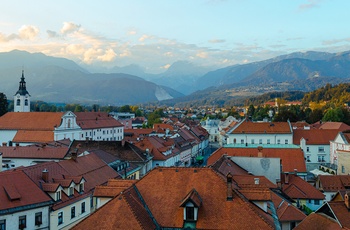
[17,95,20,98]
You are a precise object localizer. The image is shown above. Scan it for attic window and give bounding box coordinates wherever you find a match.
[186,206,195,221]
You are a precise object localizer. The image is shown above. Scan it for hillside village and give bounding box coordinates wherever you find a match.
[2,72,350,229]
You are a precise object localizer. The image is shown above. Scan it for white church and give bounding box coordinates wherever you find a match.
[0,71,124,146]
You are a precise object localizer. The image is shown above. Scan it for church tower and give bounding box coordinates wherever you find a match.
[14,70,30,112]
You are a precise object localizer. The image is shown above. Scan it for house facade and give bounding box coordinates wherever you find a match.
[330,131,350,174]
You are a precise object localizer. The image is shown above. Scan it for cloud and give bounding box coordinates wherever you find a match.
[161,64,171,69]
[208,39,226,43]
[127,30,137,35]
[47,30,60,38]
[97,48,117,62]
[196,52,208,58]
[322,38,350,45]
[298,0,322,11]
[18,25,39,40]
[60,22,81,35]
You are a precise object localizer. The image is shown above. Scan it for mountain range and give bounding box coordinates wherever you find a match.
[1,49,350,106]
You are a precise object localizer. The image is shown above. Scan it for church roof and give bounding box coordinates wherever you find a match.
[0,112,63,131]
[15,70,30,96]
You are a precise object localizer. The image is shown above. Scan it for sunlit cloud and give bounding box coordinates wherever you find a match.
[60,22,81,35]
[127,30,137,35]
[97,48,117,62]
[18,25,39,40]
[47,30,60,38]
[161,64,171,69]
[322,38,350,45]
[196,52,208,58]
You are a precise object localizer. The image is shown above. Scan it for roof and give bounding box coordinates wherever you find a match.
[0,170,52,212]
[0,112,63,130]
[282,174,325,199]
[318,175,350,192]
[13,130,55,143]
[208,147,307,173]
[271,192,306,222]
[294,213,341,230]
[293,129,340,145]
[210,155,250,177]
[229,120,292,134]
[312,121,350,131]
[93,179,137,197]
[0,144,69,159]
[74,167,274,229]
[75,112,123,129]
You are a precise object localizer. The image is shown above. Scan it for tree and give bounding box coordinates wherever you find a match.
[0,93,8,116]
[323,107,344,122]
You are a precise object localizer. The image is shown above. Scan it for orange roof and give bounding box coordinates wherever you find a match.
[74,167,274,229]
[12,130,54,143]
[271,192,306,222]
[230,120,292,134]
[293,129,340,145]
[319,175,350,192]
[75,112,123,129]
[208,147,306,173]
[312,121,350,131]
[153,123,174,131]
[294,213,341,230]
[93,179,136,197]
[0,144,68,159]
[282,174,324,199]
[328,201,350,228]
[0,170,52,211]
[0,112,63,130]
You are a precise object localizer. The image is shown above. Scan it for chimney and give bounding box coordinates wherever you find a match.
[276,179,282,189]
[122,140,125,147]
[285,173,289,184]
[227,173,233,201]
[42,169,49,182]
[2,142,6,146]
[345,193,350,209]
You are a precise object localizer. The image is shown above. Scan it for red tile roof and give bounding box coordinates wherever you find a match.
[230,120,292,134]
[271,192,306,222]
[282,174,325,199]
[75,112,123,129]
[0,112,63,130]
[74,167,274,229]
[327,201,350,228]
[312,121,350,131]
[319,175,350,192]
[294,213,341,230]
[0,144,68,159]
[208,147,307,173]
[0,170,52,211]
[13,130,55,143]
[293,129,340,145]
[93,179,136,197]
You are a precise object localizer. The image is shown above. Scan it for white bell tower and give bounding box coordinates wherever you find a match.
[14,70,31,112]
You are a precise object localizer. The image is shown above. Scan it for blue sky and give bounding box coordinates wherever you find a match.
[1,0,349,73]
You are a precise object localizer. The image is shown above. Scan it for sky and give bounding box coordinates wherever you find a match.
[1,0,350,74]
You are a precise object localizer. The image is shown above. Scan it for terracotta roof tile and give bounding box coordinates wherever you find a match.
[293,129,339,145]
[230,120,292,134]
[328,201,350,228]
[0,145,68,159]
[271,192,306,221]
[282,174,325,199]
[294,213,341,230]
[75,112,123,129]
[0,170,52,211]
[319,175,349,192]
[93,179,136,197]
[208,147,306,172]
[311,121,350,131]
[13,130,55,143]
[0,112,63,130]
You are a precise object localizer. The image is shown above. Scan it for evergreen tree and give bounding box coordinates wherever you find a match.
[0,93,8,116]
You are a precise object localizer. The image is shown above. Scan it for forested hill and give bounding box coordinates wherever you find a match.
[302,83,350,105]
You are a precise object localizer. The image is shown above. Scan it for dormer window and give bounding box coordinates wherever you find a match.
[180,189,202,228]
[79,183,84,193]
[69,187,74,196]
[56,191,61,201]
[185,203,197,221]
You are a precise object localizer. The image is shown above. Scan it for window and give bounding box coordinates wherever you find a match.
[267,139,270,144]
[56,191,61,201]
[58,212,63,225]
[251,139,255,144]
[16,99,20,106]
[71,206,76,219]
[79,183,84,193]
[0,219,5,230]
[19,216,26,229]
[306,147,310,152]
[342,165,345,173]
[318,147,325,153]
[67,119,71,128]
[285,139,288,144]
[277,139,281,144]
[24,99,28,106]
[318,155,325,162]
[259,139,262,144]
[69,187,74,196]
[186,207,195,221]
[35,212,42,226]
[81,202,86,213]
[240,139,244,144]
[306,155,310,162]
[81,134,84,138]
[314,200,320,205]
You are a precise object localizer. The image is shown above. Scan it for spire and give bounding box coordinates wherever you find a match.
[15,70,30,96]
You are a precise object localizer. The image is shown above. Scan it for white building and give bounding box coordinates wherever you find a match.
[226,119,293,146]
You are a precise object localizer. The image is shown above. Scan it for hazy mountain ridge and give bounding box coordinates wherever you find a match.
[0,50,184,105]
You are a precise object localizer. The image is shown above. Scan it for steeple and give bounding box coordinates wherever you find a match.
[14,70,30,112]
[15,70,30,96]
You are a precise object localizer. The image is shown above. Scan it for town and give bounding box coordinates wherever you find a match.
[1,72,350,230]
